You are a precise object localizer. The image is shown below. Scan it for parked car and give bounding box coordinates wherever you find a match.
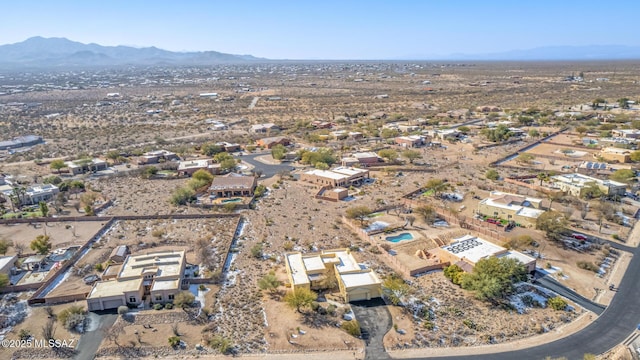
[571,233,588,241]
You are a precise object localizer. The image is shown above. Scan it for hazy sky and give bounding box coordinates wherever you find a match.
[2,0,639,59]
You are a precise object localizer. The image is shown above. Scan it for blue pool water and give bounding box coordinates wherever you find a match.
[386,233,414,243]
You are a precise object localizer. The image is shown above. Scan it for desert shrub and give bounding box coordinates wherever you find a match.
[165,303,174,310]
[209,335,234,354]
[168,336,181,348]
[423,320,435,330]
[19,329,31,340]
[94,263,104,272]
[153,303,163,310]
[341,320,361,337]
[117,306,129,316]
[548,296,568,311]
[173,291,196,308]
[58,305,87,332]
[576,261,599,272]
[463,319,477,330]
[327,304,337,316]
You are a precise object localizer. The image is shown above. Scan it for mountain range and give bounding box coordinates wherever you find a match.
[1,37,639,68]
[0,36,264,68]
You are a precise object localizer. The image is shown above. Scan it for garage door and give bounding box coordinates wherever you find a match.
[102,299,125,310]
[348,290,370,302]
[87,300,102,312]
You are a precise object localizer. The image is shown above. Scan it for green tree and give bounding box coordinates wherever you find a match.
[548,296,567,311]
[30,235,52,255]
[314,161,329,170]
[415,205,437,224]
[461,256,527,304]
[425,178,447,196]
[536,211,568,242]
[457,126,470,134]
[254,184,267,198]
[610,169,635,184]
[630,151,640,162]
[380,128,399,139]
[219,158,237,172]
[617,98,630,109]
[271,144,287,160]
[50,159,66,174]
[173,291,195,308]
[192,169,214,183]
[0,272,11,287]
[382,276,410,305]
[486,169,499,180]
[402,149,421,164]
[378,149,399,163]
[345,206,372,226]
[575,126,588,135]
[592,98,606,108]
[480,124,513,142]
[39,201,49,218]
[170,187,196,206]
[299,148,336,166]
[516,153,535,165]
[0,239,11,255]
[201,143,223,156]
[528,129,540,138]
[258,271,281,294]
[283,288,317,313]
[537,172,550,186]
[443,264,464,285]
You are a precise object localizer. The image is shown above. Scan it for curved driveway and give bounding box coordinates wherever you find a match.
[236,152,295,178]
[406,240,640,360]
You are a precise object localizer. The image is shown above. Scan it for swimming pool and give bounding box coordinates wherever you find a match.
[386,233,414,243]
[221,198,242,204]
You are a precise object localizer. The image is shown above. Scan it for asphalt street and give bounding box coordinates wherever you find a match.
[236,152,295,178]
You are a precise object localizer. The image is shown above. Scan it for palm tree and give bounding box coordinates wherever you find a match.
[537,172,550,186]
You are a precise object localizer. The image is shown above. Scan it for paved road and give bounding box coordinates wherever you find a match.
[74,312,117,360]
[237,152,295,178]
[352,299,392,360]
[534,275,606,315]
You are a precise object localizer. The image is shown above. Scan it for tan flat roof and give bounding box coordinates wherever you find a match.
[88,278,143,299]
[340,271,381,289]
[119,250,185,279]
[286,253,310,286]
[151,279,180,291]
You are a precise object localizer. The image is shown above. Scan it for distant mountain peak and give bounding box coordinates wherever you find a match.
[0,37,265,68]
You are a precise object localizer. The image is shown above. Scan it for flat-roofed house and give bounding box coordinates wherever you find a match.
[250,123,280,134]
[612,129,640,139]
[285,249,382,302]
[300,167,369,188]
[87,250,186,311]
[438,235,536,273]
[256,136,290,149]
[341,152,382,167]
[2,184,60,206]
[477,191,545,227]
[177,159,222,176]
[209,173,257,198]
[138,150,179,165]
[65,158,108,175]
[552,173,626,197]
[599,147,632,163]
[395,135,425,147]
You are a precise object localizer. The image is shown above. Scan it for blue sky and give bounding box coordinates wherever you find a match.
[2,0,639,59]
